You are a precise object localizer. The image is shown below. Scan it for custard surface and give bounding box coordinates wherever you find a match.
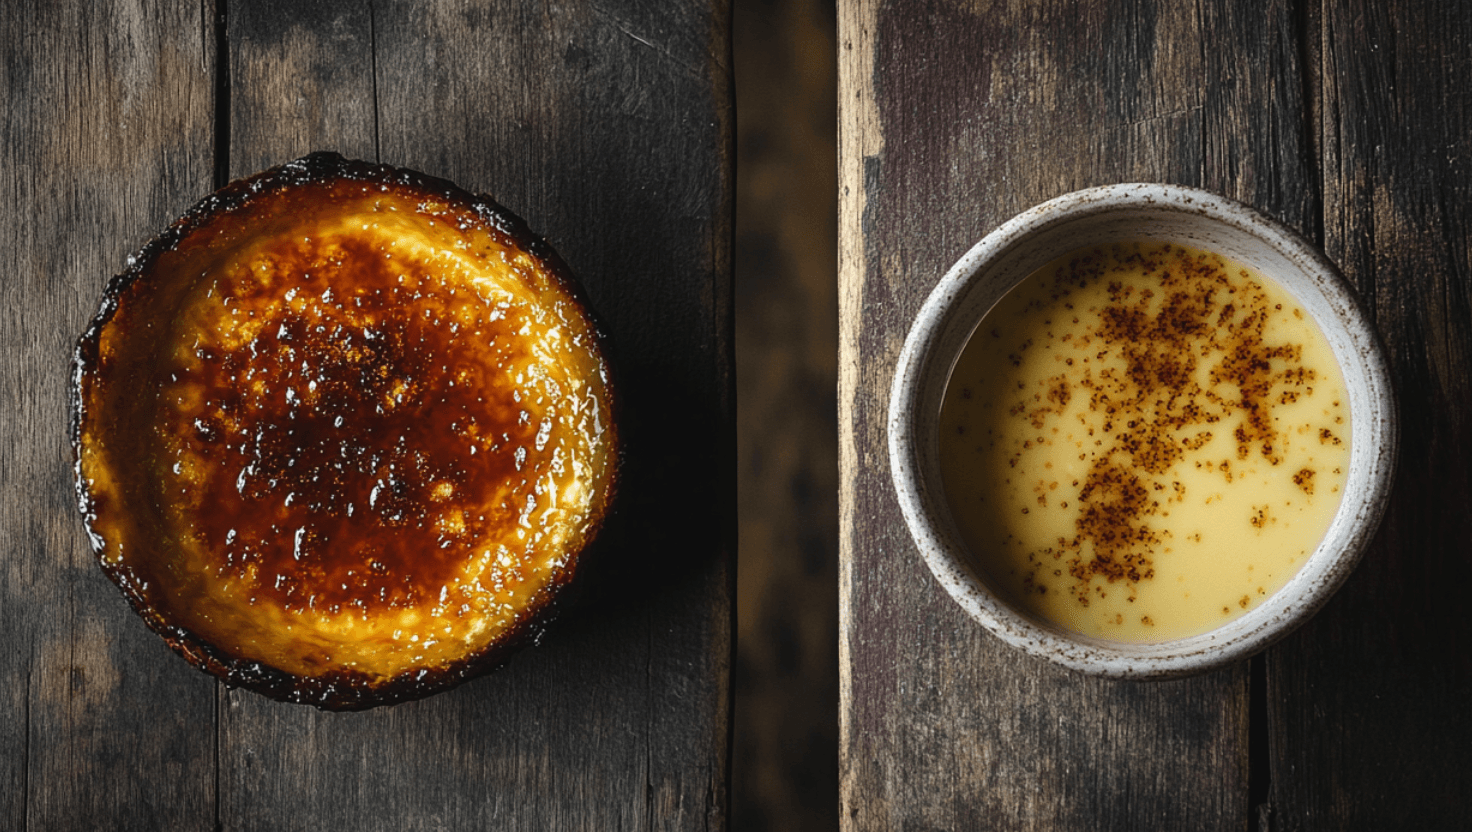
[79,170,616,685]
[939,243,1349,642]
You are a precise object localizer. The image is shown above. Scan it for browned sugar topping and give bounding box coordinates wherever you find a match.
[160,219,546,615]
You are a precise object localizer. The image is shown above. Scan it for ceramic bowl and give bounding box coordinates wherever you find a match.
[887,183,1397,677]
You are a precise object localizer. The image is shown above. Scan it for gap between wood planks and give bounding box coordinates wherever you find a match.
[212,0,230,191]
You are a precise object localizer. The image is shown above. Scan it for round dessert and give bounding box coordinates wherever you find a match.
[72,153,619,709]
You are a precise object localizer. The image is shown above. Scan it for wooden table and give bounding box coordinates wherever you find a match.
[1,2,732,829]
[840,1,1472,828]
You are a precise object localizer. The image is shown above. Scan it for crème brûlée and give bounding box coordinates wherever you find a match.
[939,242,1350,643]
[73,153,618,709]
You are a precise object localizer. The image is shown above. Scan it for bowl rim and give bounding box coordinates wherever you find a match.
[886,183,1398,678]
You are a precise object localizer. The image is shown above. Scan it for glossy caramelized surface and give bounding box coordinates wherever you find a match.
[75,156,617,705]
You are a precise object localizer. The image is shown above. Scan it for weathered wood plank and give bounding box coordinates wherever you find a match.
[0,1,218,829]
[839,0,1315,827]
[1265,1,1472,828]
[218,1,733,829]
[228,0,378,173]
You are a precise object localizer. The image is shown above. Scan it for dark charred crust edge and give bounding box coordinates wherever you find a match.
[71,152,622,711]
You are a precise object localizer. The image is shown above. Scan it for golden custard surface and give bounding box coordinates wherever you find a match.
[81,178,615,681]
[939,243,1350,642]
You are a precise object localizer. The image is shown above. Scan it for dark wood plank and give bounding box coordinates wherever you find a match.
[839,0,1315,827]
[1265,1,1472,828]
[730,0,840,829]
[217,1,733,829]
[0,1,219,829]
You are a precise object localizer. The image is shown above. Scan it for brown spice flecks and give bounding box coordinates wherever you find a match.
[1028,375,1074,428]
[1293,468,1316,495]
[1320,428,1342,446]
[1249,505,1269,529]
[1047,377,1072,408]
[1182,431,1213,451]
[1025,244,1320,605]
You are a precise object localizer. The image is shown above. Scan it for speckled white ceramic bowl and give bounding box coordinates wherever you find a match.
[888,184,1397,677]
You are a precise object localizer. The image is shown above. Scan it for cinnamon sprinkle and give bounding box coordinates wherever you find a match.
[1013,244,1320,604]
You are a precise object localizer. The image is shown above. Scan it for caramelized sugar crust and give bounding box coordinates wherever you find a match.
[73,154,618,708]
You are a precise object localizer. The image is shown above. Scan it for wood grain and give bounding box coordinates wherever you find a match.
[839,0,1317,828]
[0,2,218,829]
[1265,1,1472,829]
[3,0,732,828]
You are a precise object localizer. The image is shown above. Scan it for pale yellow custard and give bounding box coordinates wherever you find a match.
[939,242,1350,642]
